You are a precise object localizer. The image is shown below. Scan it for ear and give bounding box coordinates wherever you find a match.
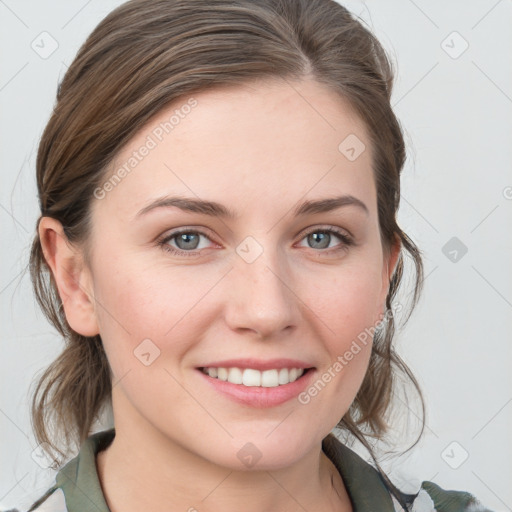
[38,217,99,337]
[377,233,401,321]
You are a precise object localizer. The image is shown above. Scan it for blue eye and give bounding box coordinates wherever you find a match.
[298,227,354,252]
[158,226,353,257]
[159,230,213,256]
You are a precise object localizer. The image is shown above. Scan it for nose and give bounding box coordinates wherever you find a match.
[223,249,299,340]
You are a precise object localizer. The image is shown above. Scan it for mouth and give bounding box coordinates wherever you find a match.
[195,360,316,408]
[199,366,313,387]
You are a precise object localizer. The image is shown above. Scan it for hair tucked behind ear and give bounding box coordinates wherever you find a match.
[29,0,424,505]
[30,233,112,466]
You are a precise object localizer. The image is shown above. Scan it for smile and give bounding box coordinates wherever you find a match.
[197,358,316,407]
[200,367,307,387]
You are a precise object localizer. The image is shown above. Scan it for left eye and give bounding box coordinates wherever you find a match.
[159,227,353,257]
[161,230,211,253]
[297,228,353,251]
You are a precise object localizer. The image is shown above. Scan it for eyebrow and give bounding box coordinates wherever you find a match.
[135,194,369,219]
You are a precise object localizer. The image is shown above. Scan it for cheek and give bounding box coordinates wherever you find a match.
[296,260,382,407]
[91,257,221,374]
[90,261,210,421]
[301,259,383,342]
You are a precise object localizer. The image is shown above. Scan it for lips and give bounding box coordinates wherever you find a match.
[196,358,316,408]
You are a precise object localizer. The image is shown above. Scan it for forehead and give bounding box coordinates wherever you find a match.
[93,77,376,220]
[162,77,370,165]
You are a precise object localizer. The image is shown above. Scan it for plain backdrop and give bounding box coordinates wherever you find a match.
[1,1,511,510]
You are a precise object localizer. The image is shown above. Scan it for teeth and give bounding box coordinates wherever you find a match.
[242,368,261,387]
[261,369,279,387]
[278,368,289,385]
[228,367,243,384]
[202,367,305,387]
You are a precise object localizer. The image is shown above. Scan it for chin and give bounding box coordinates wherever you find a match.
[195,428,321,472]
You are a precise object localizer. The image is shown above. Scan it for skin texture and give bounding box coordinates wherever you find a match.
[39,77,401,512]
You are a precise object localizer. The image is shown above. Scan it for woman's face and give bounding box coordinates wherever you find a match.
[82,77,399,469]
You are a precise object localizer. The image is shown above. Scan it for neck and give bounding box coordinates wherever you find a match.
[96,413,352,512]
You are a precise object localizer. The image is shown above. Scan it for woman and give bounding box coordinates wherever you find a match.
[19,0,491,511]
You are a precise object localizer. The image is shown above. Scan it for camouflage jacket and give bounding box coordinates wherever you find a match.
[15,428,491,512]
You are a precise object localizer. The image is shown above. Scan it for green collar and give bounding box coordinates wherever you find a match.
[55,429,114,512]
[322,433,398,511]
[54,428,397,512]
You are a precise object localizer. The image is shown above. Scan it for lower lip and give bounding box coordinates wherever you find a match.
[196,368,316,408]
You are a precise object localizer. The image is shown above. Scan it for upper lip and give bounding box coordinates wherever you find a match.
[197,358,314,371]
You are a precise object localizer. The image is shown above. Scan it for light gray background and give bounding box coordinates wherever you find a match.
[1,1,511,510]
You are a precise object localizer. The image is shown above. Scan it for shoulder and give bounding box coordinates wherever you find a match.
[20,429,115,512]
[410,480,494,512]
[322,432,493,512]
[5,486,68,512]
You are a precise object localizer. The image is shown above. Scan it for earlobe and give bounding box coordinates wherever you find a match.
[38,217,99,337]
[377,234,402,321]
[386,233,402,283]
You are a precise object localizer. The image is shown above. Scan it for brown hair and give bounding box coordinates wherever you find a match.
[29,0,424,504]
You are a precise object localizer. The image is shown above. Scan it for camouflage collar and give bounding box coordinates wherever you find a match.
[51,428,397,512]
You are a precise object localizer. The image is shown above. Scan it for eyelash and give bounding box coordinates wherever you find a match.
[157,226,354,258]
